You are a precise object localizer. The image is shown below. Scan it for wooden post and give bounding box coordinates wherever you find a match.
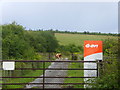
[97,60,99,77]
[99,60,103,77]
[97,60,103,77]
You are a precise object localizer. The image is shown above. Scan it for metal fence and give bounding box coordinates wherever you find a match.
[0,60,103,89]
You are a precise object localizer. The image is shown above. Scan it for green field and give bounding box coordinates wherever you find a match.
[55,33,117,46]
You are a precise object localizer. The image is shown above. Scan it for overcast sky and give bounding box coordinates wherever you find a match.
[1,1,118,33]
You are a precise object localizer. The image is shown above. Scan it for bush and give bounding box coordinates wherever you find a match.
[87,39,119,89]
[71,55,77,60]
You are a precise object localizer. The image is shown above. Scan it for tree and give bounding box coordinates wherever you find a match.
[41,31,59,59]
[65,44,80,60]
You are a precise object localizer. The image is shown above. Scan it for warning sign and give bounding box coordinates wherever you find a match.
[84,41,103,88]
[84,41,103,60]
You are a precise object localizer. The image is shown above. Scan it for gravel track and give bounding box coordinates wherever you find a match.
[26,59,69,89]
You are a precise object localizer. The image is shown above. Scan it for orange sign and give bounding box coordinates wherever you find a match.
[84,41,102,57]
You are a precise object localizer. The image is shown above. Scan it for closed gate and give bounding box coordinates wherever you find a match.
[0,60,102,89]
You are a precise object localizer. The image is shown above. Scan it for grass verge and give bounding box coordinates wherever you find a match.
[63,61,84,88]
[2,62,51,89]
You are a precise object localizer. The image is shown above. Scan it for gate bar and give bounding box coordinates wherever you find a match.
[0,60,97,62]
[0,68,97,70]
[0,76,97,78]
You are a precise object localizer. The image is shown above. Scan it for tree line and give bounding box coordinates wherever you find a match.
[2,22,59,60]
[52,30,118,36]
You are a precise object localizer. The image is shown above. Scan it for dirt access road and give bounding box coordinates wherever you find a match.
[26,59,69,89]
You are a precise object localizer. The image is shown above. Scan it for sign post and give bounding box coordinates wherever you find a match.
[84,41,103,88]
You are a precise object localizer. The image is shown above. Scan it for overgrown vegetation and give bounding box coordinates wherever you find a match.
[86,38,119,89]
[2,22,59,60]
[56,44,83,60]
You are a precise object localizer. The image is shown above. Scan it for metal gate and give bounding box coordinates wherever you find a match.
[0,60,102,89]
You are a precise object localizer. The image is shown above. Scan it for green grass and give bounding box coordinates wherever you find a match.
[63,62,84,88]
[2,62,51,89]
[55,33,117,46]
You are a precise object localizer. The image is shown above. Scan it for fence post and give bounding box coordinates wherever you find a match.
[97,60,103,77]
[99,60,103,77]
[97,60,99,77]
[43,61,45,90]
